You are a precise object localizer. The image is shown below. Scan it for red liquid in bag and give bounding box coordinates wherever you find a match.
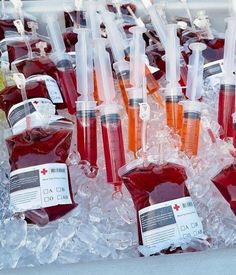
[218,84,235,138]
[14,55,60,78]
[202,38,224,63]
[121,163,188,243]
[0,18,32,40]
[64,11,87,28]
[63,30,78,52]
[121,162,203,254]
[107,3,136,15]
[14,56,78,112]
[5,126,77,222]
[77,111,97,168]
[0,78,52,116]
[0,75,65,117]
[7,39,51,64]
[212,164,236,214]
[101,114,126,190]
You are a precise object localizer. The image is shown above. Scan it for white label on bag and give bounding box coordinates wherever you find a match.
[45,77,64,103]
[139,197,203,249]
[203,59,223,79]
[10,163,72,213]
[8,98,53,128]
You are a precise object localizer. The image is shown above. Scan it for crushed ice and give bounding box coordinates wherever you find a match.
[0,78,236,268]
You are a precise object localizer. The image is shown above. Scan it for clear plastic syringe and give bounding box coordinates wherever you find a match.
[165,24,184,133]
[75,28,98,177]
[85,0,102,104]
[94,38,126,193]
[140,0,167,47]
[218,17,236,139]
[46,14,78,115]
[127,26,147,156]
[141,0,188,90]
[85,1,100,38]
[101,10,160,110]
[181,42,206,157]
[100,10,131,112]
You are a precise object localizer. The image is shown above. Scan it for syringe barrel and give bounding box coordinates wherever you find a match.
[45,15,65,54]
[165,24,180,84]
[232,112,236,148]
[76,100,97,113]
[148,5,166,48]
[51,53,78,114]
[126,87,143,155]
[94,38,116,104]
[100,104,126,188]
[165,83,183,132]
[102,11,126,62]
[75,28,94,101]
[218,84,235,138]
[222,17,236,85]
[129,26,146,88]
[85,1,101,40]
[186,42,206,101]
[76,101,97,168]
[113,60,131,113]
[126,86,144,102]
[180,101,202,157]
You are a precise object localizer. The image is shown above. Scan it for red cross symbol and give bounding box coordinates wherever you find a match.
[33,100,39,104]
[41,168,48,175]
[173,204,180,211]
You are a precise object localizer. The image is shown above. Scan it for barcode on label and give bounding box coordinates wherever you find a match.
[50,168,66,173]
[182,201,193,208]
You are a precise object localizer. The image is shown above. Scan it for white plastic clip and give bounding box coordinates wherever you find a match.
[13,73,25,89]
[13,19,24,35]
[193,10,213,39]
[194,10,209,28]
[27,21,38,36]
[36,41,47,57]
[177,21,188,30]
[1,61,9,71]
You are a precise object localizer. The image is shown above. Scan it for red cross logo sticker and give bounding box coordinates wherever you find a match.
[41,168,48,175]
[173,204,180,211]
